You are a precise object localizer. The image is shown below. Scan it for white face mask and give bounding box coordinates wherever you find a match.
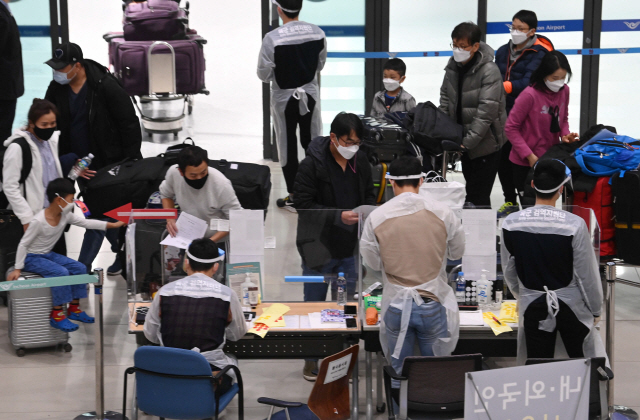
[333,140,359,160]
[57,195,75,215]
[510,29,531,45]
[383,78,400,91]
[452,47,471,63]
[545,78,565,92]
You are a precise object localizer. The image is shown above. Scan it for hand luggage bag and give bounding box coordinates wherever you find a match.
[110,36,207,96]
[359,115,413,164]
[209,159,272,214]
[404,101,464,156]
[5,269,71,357]
[573,177,616,257]
[123,0,188,42]
[612,169,640,264]
[0,210,24,306]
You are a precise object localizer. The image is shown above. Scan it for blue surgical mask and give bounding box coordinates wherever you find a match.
[53,66,77,85]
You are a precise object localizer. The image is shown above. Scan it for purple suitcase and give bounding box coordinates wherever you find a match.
[110,36,207,96]
[123,0,188,41]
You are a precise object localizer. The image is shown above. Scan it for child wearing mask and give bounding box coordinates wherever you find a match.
[504,51,579,206]
[370,58,416,118]
[6,178,124,332]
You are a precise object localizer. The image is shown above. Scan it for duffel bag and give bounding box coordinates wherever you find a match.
[80,157,170,218]
[573,177,616,257]
[209,159,271,213]
[404,101,463,156]
[574,130,640,177]
[612,169,640,264]
[123,0,188,42]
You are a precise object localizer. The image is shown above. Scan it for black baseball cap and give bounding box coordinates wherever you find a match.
[45,43,83,70]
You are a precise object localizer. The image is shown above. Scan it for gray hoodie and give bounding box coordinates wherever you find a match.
[439,42,507,159]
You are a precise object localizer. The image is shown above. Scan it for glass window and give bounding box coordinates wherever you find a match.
[487,0,584,132]
[10,0,53,131]
[598,1,640,137]
[389,0,477,107]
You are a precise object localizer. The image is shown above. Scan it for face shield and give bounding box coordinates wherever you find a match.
[186,248,226,264]
[271,0,300,13]
[533,159,573,194]
[385,172,427,181]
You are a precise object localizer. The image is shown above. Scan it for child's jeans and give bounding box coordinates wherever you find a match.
[23,252,88,307]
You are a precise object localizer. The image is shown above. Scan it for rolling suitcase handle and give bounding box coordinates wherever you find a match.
[148,41,177,96]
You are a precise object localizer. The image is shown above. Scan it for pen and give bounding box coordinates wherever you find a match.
[492,316,503,326]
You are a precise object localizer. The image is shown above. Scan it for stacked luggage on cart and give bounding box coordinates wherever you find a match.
[104,0,208,136]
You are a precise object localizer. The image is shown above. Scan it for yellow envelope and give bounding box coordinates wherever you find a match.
[248,322,270,338]
[248,303,291,338]
[263,303,290,315]
[483,311,513,336]
[499,302,519,324]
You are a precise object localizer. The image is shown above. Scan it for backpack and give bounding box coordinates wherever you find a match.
[403,101,464,156]
[0,138,32,209]
[574,130,640,177]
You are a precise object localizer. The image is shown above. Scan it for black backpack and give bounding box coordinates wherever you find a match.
[403,101,464,156]
[0,138,33,209]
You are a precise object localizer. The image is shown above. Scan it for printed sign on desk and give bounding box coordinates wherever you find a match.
[324,353,352,384]
[464,359,590,419]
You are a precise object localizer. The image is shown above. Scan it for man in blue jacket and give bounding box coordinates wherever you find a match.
[495,10,553,217]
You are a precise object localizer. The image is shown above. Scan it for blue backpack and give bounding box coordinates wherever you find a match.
[574,130,640,177]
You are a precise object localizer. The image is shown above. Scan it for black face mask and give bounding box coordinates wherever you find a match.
[184,173,208,190]
[33,125,56,141]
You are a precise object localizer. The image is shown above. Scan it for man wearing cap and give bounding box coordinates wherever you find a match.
[257,0,326,213]
[44,42,142,275]
[501,159,605,364]
[0,0,24,142]
[144,238,247,393]
[360,156,465,389]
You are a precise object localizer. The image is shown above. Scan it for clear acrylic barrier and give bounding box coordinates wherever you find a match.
[562,205,601,262]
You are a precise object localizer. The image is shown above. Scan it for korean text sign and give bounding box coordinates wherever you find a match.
[464,359,590,419]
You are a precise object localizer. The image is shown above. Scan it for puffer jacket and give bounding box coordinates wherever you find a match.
[293,136,376,270]
[495,35,554,113]
[439,42,507,160]
[370,88,417,118]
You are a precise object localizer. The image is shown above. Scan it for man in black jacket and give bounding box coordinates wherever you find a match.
[293,112,376,380]
[44,43,142,275]
[0,0,24,142]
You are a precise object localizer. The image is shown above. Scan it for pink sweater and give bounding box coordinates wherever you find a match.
[505,85,570,167]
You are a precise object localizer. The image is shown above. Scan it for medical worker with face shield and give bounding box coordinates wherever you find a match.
[501,159,607,365]
[360,156,465,388]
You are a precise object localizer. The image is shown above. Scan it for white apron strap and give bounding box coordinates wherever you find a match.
[539,286,560,332]
[293,87,310,115]
[391,288,423,359]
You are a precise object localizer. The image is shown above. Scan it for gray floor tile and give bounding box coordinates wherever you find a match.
[613,362,640,407]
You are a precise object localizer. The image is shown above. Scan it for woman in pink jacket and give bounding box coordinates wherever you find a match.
[504,51,579,205]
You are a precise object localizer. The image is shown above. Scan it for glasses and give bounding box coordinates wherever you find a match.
[340,137,362,147]
[450,43,472,50]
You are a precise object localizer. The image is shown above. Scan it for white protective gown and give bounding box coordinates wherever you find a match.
[501,205,608,366]
[257,20,327,167]
[144,273,248,380]
[360,192,466,361]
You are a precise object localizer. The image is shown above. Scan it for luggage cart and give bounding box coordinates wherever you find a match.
[134,41,187,137]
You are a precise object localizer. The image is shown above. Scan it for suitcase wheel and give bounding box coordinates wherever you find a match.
[16,348,25,357]
[64,343,73,353]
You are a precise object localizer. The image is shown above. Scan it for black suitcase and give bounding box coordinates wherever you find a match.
[612,169,640,264]
[0,210,24,306]
[359,115,413,164]
[209,159,271,214]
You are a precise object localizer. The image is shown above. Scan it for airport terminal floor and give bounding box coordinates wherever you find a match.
[4,0,640,418]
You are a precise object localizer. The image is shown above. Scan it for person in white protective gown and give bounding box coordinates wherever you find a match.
[144,239,247,393]
[257,0,327,211]
[501,159,607,365]
[360,156,465,387]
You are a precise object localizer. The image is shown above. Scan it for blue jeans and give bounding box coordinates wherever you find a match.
[23,252,88,307]
[302,256,357,302]
[78,217,119,273]
[384,300,448,388]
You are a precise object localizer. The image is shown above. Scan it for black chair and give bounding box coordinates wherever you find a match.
[383,354,483,420]
[525,357,613,420]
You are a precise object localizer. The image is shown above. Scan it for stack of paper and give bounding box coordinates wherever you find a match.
[248,303,290,338]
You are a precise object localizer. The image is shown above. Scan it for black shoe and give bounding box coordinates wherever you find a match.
[276,195,296,213]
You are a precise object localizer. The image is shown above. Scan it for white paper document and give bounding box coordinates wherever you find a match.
[160,212,208,249]
[461,209,497,256]
[230,210,265,256]
[459,311,484,326]
[264,236,276,249]
[210,219,230,232]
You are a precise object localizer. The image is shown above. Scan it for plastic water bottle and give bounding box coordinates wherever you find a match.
[68,153,94,180]
[336,272,347,306]
[455,272,466,303]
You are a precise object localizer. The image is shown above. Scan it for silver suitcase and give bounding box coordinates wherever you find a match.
[6,269,71,357]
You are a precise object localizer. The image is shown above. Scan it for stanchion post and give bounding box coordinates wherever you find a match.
[74,268,127,420]
[605,262,616,416]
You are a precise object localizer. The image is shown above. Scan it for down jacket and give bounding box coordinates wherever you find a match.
[293,136,376,270]
[495,35,554,113]
[439,42,507,160]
